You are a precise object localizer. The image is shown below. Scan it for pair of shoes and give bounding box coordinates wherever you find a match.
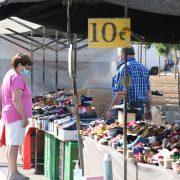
[62,120,77,130]
[108,137,119,147]
[156,126,165,136]
[107,127,123,138]
[49,114,60,121]
[81,95,93,106]
[79,113,97,123]
[107,122,121,130]
[54,116,71,125]
[99,137,111,145]
[132,146,145,154]
[136,124,149,135]
[127,135,138,144]
[127,136,149,149]
[43,107,61,116]
[141,126,156,138]
[8,171,29,180]
[32,108,44,115]
[133,124,143,134]
[90,123,107,136]
[105,118,116,125]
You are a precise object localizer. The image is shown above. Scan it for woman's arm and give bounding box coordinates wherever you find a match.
[12,89,28,128]
[0,86,2,118]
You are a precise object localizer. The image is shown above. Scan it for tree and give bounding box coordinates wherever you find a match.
[155,43,172,57]
[155,43,180,78]
[171,44,180,78]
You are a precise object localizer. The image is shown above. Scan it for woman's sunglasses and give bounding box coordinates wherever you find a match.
[25,65,31,70]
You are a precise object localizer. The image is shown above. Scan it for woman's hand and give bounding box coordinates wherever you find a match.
[0,86,2,119]
[22,118,29,128]
[144,109,152,121]
[13,89,28,126]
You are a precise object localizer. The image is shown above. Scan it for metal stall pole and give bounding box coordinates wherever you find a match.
[140,44,142,63]
[42,27,46,97]
[175,49,178,79]
[35,28,45,174]
[178,69,180,106]
[35,128,38,174]
[159,55,161,77]
[35,28,46,172]
[138,44,140,61]
[55,31,59,96]
[31,30,34,95]
[71,34,84,174]
[31,29,37,173]
[123,0,129,180]
[65,0,84,173]
[30,29,39,174]
[145,44,147,67]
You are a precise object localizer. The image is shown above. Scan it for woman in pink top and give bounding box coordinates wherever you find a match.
[0,53,33,180]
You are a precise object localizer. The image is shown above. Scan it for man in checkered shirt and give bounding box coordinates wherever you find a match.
[108,47,152,121]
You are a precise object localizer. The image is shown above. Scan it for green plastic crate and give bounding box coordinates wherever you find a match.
[59,142,65,180]
[64,141,79,180]
[44,133,51,177]
[44,133,60,180]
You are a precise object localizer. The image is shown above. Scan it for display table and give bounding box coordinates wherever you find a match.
[83,138,180,180]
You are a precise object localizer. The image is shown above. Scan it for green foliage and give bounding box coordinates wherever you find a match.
[172,44,180,51]
[155,43,171,57]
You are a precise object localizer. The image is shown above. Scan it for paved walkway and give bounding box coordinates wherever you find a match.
[0,146,48,180]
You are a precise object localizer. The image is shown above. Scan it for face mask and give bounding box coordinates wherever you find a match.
[22,68,30,76]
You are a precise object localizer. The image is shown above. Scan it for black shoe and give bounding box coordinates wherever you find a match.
[151,90,163,96]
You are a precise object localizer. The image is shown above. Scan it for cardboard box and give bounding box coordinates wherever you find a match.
[118,111,136,124]
[58,128,78,141]
[152,95,165,106]
[87,89,112,118]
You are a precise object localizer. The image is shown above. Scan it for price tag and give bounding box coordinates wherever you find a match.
[88,18,131,48]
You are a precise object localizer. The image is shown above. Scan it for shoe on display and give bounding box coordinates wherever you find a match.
[62,120,77,130]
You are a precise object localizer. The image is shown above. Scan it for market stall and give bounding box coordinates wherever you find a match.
[0,1,180,180]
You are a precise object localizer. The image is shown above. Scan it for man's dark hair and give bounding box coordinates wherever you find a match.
[121,47,135,56]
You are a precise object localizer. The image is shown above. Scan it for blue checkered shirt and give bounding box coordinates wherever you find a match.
[112,57,150,103]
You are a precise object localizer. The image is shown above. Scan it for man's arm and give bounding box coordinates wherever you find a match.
[107,91,124,119]
[144,76,152,120]
[107,67,125,119]
[146,89,152,111]
[109,91,124,110]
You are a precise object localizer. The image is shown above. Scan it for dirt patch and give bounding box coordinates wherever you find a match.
[150,75,179,105]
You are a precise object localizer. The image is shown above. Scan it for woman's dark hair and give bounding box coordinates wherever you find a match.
[11,53,33,68]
